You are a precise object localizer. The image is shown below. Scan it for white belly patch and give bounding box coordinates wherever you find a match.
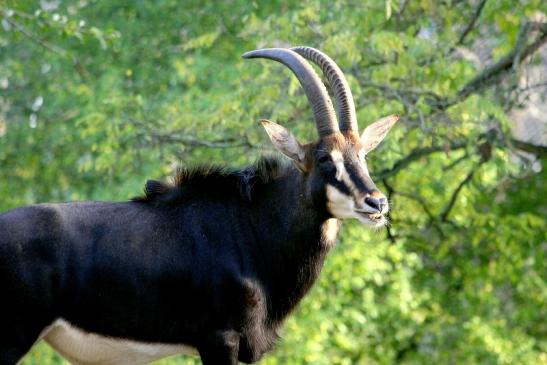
[40,319,198,365]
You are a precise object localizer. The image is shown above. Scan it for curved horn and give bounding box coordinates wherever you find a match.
[242,48,338,137]
[291,46,358,132]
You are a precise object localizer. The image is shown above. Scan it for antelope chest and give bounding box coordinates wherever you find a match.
[40,319,198,365]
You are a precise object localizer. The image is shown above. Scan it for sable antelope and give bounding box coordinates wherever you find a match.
[0,46,398,365]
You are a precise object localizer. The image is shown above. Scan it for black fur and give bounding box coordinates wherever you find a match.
[133,156,287,205]
[0,155,336,365]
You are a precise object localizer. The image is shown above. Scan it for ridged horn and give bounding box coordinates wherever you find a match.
[242,48,339,137]
[291,46,358,132]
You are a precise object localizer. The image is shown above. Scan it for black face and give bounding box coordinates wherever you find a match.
[310,133,389,227]
[315,148,351,196]
[260,115,398,228]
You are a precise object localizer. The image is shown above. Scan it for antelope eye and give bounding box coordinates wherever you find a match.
[317,155,331,164]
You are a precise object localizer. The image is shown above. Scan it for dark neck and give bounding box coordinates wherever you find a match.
[252,165,340,325]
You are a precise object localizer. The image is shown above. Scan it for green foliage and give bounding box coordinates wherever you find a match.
[1,0,545,364]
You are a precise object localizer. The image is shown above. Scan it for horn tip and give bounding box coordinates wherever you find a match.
[242,48,278,59]
[241,51,255,59]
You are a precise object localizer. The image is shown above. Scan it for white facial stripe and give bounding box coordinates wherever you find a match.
[330,150,357,192]
[335,161,344,181]
[330,150,343,161]
[331,150,345,181]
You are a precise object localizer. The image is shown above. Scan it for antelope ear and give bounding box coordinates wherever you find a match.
[361,115,399,153]
[261,119,307,170]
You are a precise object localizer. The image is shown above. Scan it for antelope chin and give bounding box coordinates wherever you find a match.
[355,211,387,227]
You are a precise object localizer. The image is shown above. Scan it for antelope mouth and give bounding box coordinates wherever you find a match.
[355,210,386,225]
[365,212,383,222]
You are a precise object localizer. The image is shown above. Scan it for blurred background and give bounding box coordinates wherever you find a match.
[1,0,546,364]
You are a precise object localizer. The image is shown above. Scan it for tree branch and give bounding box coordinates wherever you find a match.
[381,179,397,243]
[403,20,547,111]
[456,0,488,46]
[510,138,547,158]
[149,133,256,150]
[376,141,468,180]
[4,16,67,57]
[440,164,480,221]
[3,14,88,81]
[360,80,444,106]
[453,21,547,104]
[358,20,546,115]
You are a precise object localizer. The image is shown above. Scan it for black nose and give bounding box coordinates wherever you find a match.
[364,197,387,213]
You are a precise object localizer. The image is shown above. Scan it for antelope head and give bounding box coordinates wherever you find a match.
[244,47,398,227]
